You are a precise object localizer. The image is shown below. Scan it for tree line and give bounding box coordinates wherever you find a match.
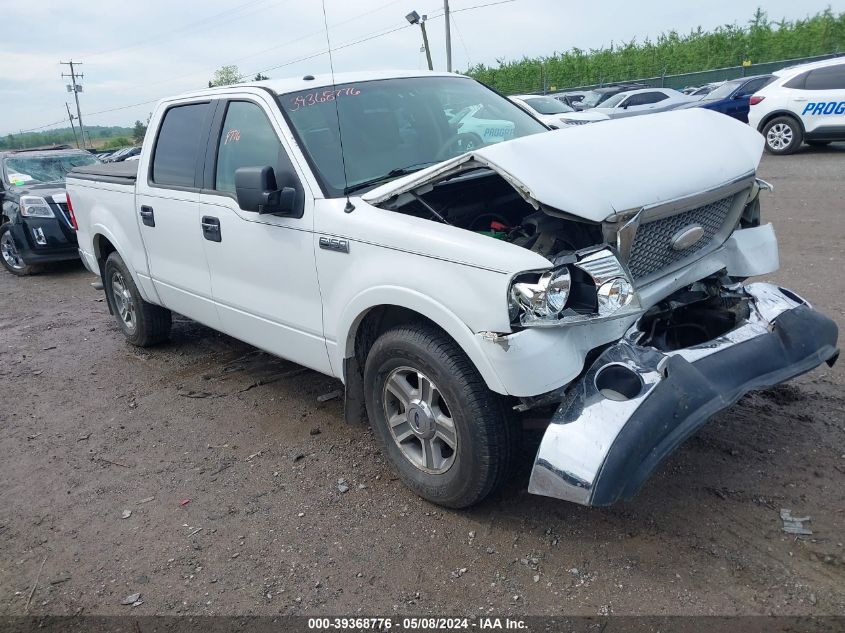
[1,125,137,151]
[466,8,845,94]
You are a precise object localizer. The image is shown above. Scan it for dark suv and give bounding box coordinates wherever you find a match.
[0,147,99,275]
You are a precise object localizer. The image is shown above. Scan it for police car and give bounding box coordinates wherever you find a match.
[748,57,845,154]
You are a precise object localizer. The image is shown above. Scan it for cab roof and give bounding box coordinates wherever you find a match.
[775,55,845,77]
[169,70,465,102]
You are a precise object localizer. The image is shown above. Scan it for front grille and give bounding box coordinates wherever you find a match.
[627,194,735,280]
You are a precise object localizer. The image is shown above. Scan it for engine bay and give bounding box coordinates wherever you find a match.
[379,169,603,259]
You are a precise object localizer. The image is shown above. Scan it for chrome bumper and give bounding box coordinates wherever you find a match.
[528,283,839,506]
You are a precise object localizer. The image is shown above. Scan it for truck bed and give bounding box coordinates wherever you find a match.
[70,161,138,185]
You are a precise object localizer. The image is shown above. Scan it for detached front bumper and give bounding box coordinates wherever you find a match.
[528,283,839,506]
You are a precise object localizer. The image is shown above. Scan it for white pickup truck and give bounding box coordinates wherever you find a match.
[67,70,838,508]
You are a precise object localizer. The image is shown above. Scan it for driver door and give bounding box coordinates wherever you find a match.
[199,97,331,374]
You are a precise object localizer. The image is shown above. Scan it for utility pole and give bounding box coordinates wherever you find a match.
[65,103,80,149]
[61,60,87,149]
[444,0,452,72]
[406,11,433,71]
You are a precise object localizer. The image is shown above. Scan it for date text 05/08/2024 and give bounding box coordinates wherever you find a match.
[307,617,528,630]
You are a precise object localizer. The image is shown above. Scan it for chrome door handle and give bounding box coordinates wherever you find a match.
[201,216,221,242]
[139,205,155,227]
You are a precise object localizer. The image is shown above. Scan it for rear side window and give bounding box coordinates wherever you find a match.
[804,64,845,90]
[215,101,283,194]
[627,92,666,106]
[737,76,773,96]
[784,72,808,90]
[151,103,209,188]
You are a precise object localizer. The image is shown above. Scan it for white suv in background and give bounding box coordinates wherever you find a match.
[749,57,845,154]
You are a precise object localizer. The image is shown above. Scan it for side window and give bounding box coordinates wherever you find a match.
[737,77,769,97]
[215,101,284,195]
[784,72,808,90]
[804,65,845,91]
[151,103,209,188]
[628,92,665,106]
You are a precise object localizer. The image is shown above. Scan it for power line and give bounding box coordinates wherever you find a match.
[82,0,283,59]
[137,0,409,92]
[11,0,517,135]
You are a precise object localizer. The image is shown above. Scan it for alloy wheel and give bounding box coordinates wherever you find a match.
[382,366,458,474]
[767,123,794,151]
[0,231,25,270]
[110,271,137,332]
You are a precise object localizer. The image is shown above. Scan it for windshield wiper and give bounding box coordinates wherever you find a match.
[344,161,438,196]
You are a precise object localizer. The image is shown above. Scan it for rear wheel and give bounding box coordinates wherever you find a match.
[0,223,40,276]
[363,324,514,508]
[762,116,803,155]
[103,252,171,346]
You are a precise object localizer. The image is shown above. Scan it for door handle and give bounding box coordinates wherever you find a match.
[139,205,155,227]
[201,216,221,242]
[794,97,808,102]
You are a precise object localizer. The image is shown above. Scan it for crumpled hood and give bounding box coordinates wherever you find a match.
[364,108,764,222]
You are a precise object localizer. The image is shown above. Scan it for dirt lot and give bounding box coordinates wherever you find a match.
[1,145,844,618]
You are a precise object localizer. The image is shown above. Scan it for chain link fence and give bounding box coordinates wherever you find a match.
[498,51,844,96]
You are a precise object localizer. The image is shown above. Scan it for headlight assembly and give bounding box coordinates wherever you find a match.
[19,196,54,218]
[509,248,641,327]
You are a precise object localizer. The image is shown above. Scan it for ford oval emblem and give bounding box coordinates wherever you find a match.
[670,225,706,251]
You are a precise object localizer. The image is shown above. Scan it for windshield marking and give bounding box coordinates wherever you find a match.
[288,86,362,112]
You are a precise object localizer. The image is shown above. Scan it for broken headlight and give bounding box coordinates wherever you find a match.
[509,248,642,327]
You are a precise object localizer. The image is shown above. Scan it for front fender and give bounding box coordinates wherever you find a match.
[1,199,20,222]
[334,286,509,395]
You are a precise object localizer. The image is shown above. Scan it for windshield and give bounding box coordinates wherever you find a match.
[598,92,628,108]
[279,76,547,197]
[702,81,741,101]
[4,153,98,186]
[523,96,573,114]
[580,90,615,108]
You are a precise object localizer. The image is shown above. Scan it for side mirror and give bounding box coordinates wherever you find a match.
[234,166,295,215]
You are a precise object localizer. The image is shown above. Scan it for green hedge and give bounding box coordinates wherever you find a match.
[466,8,845,94]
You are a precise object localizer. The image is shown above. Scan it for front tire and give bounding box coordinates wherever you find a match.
[0,223,41,276]
[762,116,803,155]
[103,252,171,346]
[363,324,514,508]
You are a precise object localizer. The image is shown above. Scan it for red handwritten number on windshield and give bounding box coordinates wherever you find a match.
[288,87,361,112]
[224,129,241,144]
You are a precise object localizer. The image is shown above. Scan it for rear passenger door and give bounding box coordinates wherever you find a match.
[198,97,331,374]
[795,64,845,139]
[135,100,220,328]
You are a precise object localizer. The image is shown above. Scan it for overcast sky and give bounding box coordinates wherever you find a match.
[1,0,843,135]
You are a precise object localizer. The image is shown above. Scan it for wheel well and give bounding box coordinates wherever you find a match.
[93,234,117,276]
[758,110,805,135]
[342,305,458,425]
[350,305,446,371]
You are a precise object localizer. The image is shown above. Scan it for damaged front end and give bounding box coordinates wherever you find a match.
[528,281,839,506]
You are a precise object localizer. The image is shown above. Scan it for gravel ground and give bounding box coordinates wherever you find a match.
[1,145,843,618]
